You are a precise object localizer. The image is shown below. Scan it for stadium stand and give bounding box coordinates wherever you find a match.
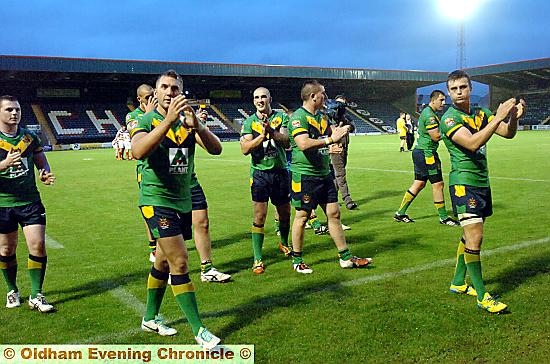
[18,101,242,145]
[519,93,550,125]
[1,56,548,145]
[347,102,401,133]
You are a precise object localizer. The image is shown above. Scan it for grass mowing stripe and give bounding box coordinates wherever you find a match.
[342,236,550,287]
[80,236,548,344]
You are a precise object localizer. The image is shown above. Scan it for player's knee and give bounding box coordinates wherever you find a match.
[26,240,46,256]
[195,217,209,232]
[326,208,341,221]
[168,255,189,274]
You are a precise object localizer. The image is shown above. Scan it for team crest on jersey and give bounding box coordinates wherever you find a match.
[159,218,170,229]
[168,147,189,174]
[467,198,477,209]
[303,194,311,204]
[271,116,282,128]
[444,118,455,127]
[292,120,301,127]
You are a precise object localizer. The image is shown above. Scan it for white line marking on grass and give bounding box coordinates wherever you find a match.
[77,236,549,343]
[108,287,146,316]
[45,234,64,249]
[341,236,550,287]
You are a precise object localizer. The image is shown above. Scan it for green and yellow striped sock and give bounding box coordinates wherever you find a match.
[397,190,416,215]
[464,247,487,300]
[171,274,203,336]
[251,223,264,261]
[434,200,448,220]
[28,255,47,298]
[144,267,168,321]
[279,219,290,247]
[451,239,467,286]
[0,254,18,292]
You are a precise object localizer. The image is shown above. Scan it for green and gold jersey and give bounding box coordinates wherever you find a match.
[125,107,145,132]
[0,127,42,207]
[440,105,494,187]
[131,110,196,213]
[415,105,440,154]
[287,107,332,177]
[241,111,289,171]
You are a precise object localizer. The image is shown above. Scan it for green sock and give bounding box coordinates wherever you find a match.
[171,274,203,336]
[451,239,467,286]
[434,200,448,220]
[309,216,322,229]
[292,251,304,265]
[338,248,352,261]
[144,267,168,321]
[0,254,18,292]
[397,190,416,215]
[464,248,486,300]
[200,260,213,273]
[28,255,47,298]
[279,220,290,247]
[251,223,264,261]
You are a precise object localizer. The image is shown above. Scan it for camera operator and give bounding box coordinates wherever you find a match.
[327,95,358,210]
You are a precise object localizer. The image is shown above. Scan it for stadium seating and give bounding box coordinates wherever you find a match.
[519,93,550,125]
[17,102,242,145]
[17,98,425,145]
[346,102,401,133]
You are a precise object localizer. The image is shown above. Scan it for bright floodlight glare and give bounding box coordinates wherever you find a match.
[437,0,480,21]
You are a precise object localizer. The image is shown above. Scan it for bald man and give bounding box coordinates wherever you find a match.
[240,87,292,274]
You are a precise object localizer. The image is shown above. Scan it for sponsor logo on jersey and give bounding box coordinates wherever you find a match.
[291,119,301,127]
[444,118,455,127]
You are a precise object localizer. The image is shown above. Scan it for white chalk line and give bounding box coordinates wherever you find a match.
[45,234,64,249]
[78,236,549,343]
[199,158,547,182]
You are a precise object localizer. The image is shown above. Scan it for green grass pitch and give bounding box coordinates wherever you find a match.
[1,131,549,362]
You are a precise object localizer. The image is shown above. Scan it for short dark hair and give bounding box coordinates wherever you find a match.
[430,90,445,101]
[447,70,472,89]
[301,80,323,101]
[0,95,18,103]
[156,69,183,88]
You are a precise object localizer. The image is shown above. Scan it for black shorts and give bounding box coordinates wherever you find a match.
[191,183,208,211]
[450,185,493,221]
[140,206,192,240]
[290,172,338,211]
[412,149,443,183]
[251,168,290,206]
[0,201,46,234]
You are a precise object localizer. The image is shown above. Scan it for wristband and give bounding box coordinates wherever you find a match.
[325,137,333,146]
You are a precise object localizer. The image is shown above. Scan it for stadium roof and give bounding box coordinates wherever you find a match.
[0,55,445,101]
[467,58,550,90]
[1,55,548,100]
